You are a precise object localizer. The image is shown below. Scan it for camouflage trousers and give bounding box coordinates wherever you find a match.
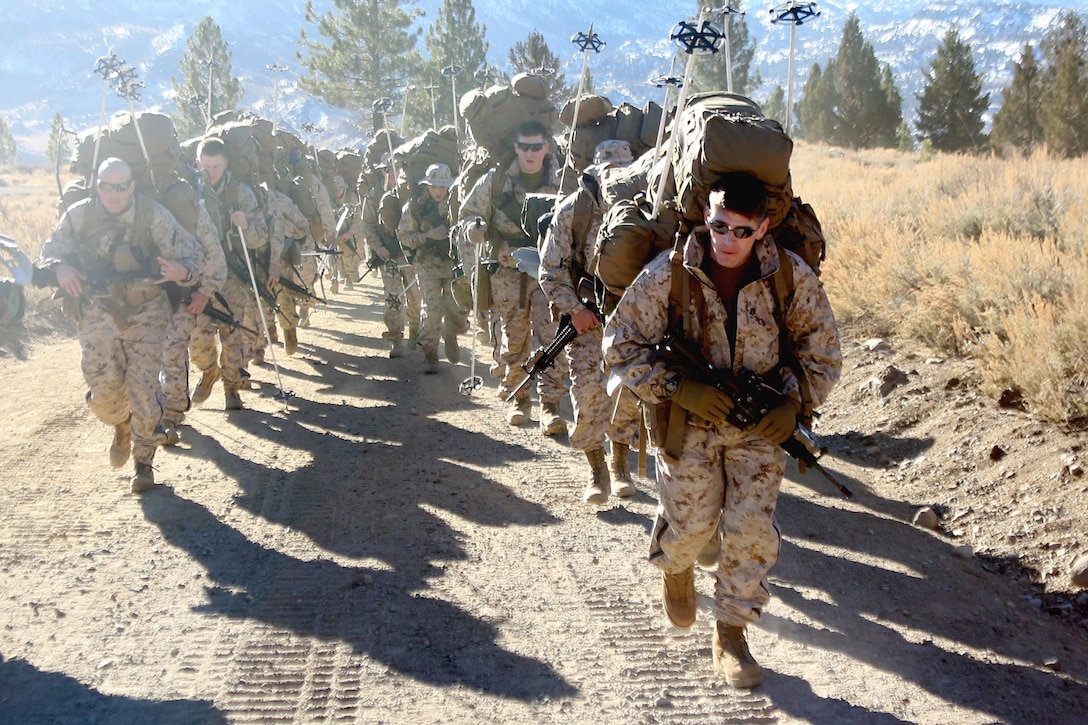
[161,307,197,426]
[378,261,420,341]
[566,326,639,451]
[333,243,363,284]
[649,422,785,627]
[189,278,249,391]
[489,267,568,403]
[79,299,169,468]
[416,263,468,355]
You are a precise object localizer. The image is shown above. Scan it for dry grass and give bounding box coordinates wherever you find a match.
[792,143,1088,421]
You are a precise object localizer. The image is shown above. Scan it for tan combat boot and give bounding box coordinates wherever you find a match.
[251,346,266,365]
[423,349,440,374]
[284,327,298,356]
[662,565,696,628]
[610,442,635,497]
[713,622,763,688]
[506,395,532,426]
[540,401,566,436]
[582,447,610,505]
[697,529,721,568]
[191,367,220,405]
[444,332,460,364]
[389,336,407,359]
[130,462,155,493]
[225,387,244,411]
[109,418,132,469]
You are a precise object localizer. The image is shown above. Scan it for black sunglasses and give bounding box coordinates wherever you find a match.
[706,220,757,238]
[516,141,546,152]
[97,179,133,193]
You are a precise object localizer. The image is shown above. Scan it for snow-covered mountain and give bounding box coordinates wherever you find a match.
[0,0,1079,161]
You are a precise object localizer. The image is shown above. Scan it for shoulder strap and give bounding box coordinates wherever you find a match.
[770,246,813,420]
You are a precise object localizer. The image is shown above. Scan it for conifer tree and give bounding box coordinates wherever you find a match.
[797,63,836,142]
[297,0,423,131]
[46,113,71,166]
[410,0,489,133]
[991,43,1044,156]
[915,27,989,153]
[171,17,244,139]
[0,118,16,165]
[508,31,570,106]
[689,1,760,95]
[1038,12,1088,158]
[876,64,904,148]
[763,86,786,127]
[829,14,899,149]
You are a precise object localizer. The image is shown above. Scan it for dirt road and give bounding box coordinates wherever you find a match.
[0,277,1085,724]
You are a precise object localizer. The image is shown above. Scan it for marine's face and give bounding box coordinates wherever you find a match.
[704,202,768,270]
[515,134,548,175]
[198,154,228,186]
[96,168,135,216]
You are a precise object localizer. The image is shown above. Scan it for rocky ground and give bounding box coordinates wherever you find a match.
[0,274,1086,724]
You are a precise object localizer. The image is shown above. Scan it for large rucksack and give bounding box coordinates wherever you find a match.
[460,79,558,156]
[392,126,460,188]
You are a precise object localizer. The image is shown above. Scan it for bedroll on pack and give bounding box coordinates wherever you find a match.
[560,97,665,173]
[590,195,680,300]
[393,127,460,186]
[364,129,405,171]
[206,120,260,186]
[460,82,558,156]
[671,92,793,228]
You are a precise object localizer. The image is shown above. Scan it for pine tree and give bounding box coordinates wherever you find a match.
[915,27,989,153]
[763,86,786,126]
[170,17,245,139]
[508,31,570,107]
[829,14,899,149]
[410,0,489,134]
[797,63,836,142]
[1038,12,1088,158]
[46,113,71,166]
[0,118,16,165]
[876,64,904,148]
[297,0,423,132]
[991,44,1044,156]
[689,1,760,95]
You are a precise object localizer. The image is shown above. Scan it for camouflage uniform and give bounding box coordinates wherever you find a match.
[331,179,365,288]
[540,171,639,452]
[398,186,466,363]
[359,185,420,348]
[603,234,841,626]
[458,157,568,404]
[268,188,317,335]
[162,197,227,429]
[190,171,268,398]
[40,194,202,473]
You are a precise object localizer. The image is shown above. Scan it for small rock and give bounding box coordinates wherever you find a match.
[952,545,974,559]
[998,388,1026,410]
[864,338,889,352]
[924,357,945,365]
[989,445,1006,461]
[1043,658,1061,672]
[862,365,911,398]
[1070,553,1088,588]
[912,507,941,531]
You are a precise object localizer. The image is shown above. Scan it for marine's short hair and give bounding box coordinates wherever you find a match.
[708,172,768,220]
[515,119,549,141]
[197,136,228,159]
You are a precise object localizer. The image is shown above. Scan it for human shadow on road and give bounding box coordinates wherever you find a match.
[139,490,576,702]
[758,490,1088,721]
[0,654,226,724]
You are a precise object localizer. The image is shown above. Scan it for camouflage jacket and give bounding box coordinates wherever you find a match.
[457,156,560,270]
[603,234,842,416]
[539,173,603,318]
[398,189,453,272]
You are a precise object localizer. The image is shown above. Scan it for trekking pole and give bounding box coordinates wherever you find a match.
[459,217,486,395]
[91,51,125,177]
[236,223,292,410]
[554,25,605,209]
[442,64,463,141]
[650,57,681,159]
[111,65,157,191]
[652,9,724,220]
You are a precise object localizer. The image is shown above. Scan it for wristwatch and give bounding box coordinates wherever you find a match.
[662,372,681,397]
[182,268,193,284]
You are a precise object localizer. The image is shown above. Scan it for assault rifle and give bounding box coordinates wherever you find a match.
[657,332,854,499]
[505,278,601,402]
[202,293,258,336]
